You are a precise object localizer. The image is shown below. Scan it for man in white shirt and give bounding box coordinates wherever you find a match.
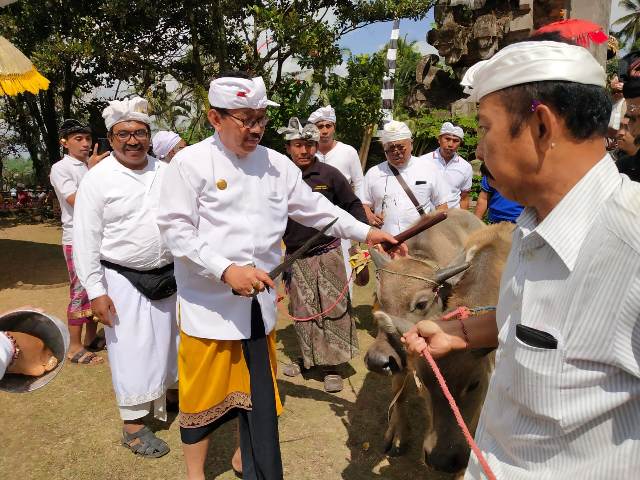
[308,105,366,293]
[156,72,402,480]
[420,122,473,209]
[308,105,365,199]
[362,120,449,236]
[73,98,179,459]
[404,37,640,479]
[151,130,186,162]
[49,119,108,365]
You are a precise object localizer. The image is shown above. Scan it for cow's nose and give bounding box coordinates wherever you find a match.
[425,447,469,474]
[364,351,402,375]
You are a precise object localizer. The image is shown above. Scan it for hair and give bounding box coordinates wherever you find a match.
[60,119,92,139]
[495,33,612,140]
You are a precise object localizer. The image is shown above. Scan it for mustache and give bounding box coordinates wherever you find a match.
[123,144,144,151]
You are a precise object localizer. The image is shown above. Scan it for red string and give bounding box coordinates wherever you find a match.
[421,347,497,480]
[277,272,354,322]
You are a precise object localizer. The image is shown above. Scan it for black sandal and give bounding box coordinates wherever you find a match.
[122,426,170,458]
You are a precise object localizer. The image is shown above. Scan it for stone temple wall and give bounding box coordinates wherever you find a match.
[406,0,608,114]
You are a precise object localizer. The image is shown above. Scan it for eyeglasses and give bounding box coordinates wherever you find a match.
[224,112,269,129]
[384,144,407,154]
[113,129,149,142]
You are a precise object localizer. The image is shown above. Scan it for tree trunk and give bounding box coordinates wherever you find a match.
[358,124,375,171]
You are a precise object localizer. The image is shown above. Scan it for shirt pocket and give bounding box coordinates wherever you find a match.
[510,334,564,424]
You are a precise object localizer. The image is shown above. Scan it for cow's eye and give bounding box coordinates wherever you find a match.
[466,380,480,393]
[414,300,429,311]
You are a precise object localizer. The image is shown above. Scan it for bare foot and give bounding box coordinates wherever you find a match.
[6,331,57,376]
[232,446,242,475]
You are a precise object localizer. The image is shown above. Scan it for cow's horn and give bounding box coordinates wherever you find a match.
[434,262,471,283]
[370,248,391,269]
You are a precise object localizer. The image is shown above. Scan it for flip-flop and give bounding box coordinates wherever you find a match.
[281,362,301,377]
[324,374,343,393]
[68,347,103,365]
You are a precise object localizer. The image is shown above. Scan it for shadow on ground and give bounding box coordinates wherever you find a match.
[0,238,68,289]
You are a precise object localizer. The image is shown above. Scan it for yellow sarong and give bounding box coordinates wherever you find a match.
[178,329,283,428]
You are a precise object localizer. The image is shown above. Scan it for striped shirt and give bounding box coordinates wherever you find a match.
[466,156,640,479]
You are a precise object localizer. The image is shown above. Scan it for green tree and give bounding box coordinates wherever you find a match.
[613,0,640,45]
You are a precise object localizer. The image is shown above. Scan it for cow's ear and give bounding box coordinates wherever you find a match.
[436,282,453,309]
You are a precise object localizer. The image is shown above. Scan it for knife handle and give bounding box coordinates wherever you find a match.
[380,211,448,251]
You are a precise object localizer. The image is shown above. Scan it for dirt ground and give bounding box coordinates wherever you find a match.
[0,220,448,480]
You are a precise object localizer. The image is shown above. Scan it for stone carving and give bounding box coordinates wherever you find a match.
[407,0,572,113]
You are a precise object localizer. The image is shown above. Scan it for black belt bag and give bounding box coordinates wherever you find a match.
[100,260,177,300]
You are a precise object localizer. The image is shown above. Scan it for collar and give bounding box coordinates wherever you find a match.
[108,152,155,175]
[435,148,459,164]
[301,159,321,177]
[64,154,87,166]
[386,155,416,172]
[517,155,620,271]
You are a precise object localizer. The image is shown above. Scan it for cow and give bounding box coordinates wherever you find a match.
[366,220,514,476]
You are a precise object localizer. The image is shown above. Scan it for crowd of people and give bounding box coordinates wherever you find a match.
[1,31,640,480]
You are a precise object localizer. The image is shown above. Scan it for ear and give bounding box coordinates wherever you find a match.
[59,138,67,147]
[285,142,291,155]
[532,104,555,152]
[207,109,223,130]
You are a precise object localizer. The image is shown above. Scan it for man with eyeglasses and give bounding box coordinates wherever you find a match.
[362,120,449,236]
[72,97,179,459]
[156,71,403,480]
[420,122,473,210]
[619,78,640,182]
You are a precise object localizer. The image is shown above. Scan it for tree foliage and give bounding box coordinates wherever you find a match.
[613,0,640,45]
[1,0,436,184]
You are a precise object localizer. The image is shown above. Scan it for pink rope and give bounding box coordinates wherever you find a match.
[421,347,497,480]
[277,272,354,322]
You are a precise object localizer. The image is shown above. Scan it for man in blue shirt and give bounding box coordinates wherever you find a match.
[474,164,523,223]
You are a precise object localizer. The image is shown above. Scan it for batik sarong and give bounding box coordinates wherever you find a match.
[286,246,359,369]
[62,244,92,326]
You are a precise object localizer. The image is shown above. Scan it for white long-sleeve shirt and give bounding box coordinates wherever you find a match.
[466,156,640,479]
[72,154,172,300]
[317,141,365,200]
[156,134,370,340]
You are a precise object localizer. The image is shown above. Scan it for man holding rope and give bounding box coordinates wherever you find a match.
[278,118,368,393]
[404,36,640,479]
[157,72,401,480]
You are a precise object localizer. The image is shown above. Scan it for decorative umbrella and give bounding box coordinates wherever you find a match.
[0,35,49,96]
[534,19,608,47]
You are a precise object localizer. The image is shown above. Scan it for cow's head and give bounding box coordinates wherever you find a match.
[370,248,469,336]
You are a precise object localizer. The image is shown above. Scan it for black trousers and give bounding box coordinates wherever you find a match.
[180,298,283,480]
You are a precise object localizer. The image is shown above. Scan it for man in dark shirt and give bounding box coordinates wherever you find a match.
[620,79,640,182]
[279,117,368,393]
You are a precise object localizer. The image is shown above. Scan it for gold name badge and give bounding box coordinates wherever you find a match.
[216,179,227,190]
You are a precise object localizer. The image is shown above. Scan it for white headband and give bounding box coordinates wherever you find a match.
[103,97,151,130]
[440,122,464,140]
[380,120,412,144]
[308,105,336,124]
[152,131,182,159]
[461,40,606,102]
[208,76,279,110]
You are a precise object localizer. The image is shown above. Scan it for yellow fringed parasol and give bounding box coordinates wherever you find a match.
[0,35,49,96]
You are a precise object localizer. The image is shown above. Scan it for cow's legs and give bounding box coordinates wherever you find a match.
[384,371,410,456]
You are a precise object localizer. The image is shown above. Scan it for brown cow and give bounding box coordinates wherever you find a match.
[369,222,513,475]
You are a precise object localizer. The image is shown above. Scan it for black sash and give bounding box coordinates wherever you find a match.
[388,163,426,216]
[100,260,177,300]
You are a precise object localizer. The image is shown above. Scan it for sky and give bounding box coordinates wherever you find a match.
[339,11,437,56]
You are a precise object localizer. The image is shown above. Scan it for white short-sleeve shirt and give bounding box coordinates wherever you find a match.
[362,156,449,236]
[49,154,89,245]
[316,141,365,200]
[420,148,473,208]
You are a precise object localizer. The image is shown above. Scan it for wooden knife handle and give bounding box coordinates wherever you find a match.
[380,211,448,251]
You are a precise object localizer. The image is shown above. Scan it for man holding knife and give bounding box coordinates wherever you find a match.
[157,72,402,480]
